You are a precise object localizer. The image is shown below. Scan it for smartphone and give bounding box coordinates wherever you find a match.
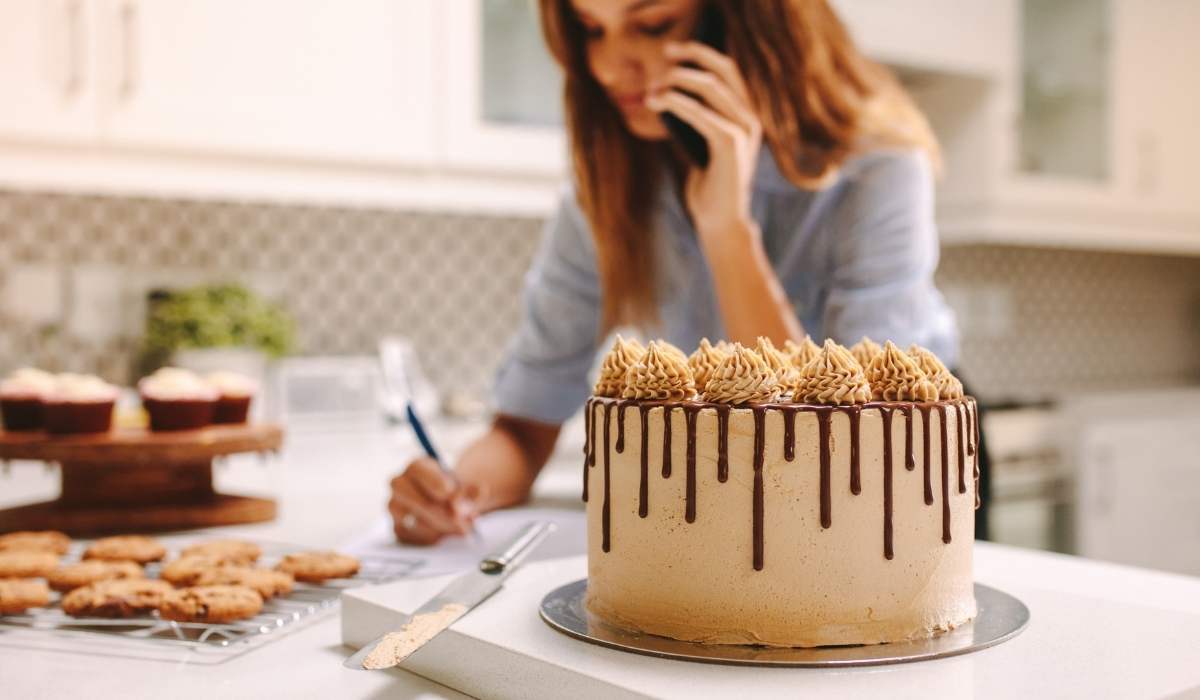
[662,5,726,168]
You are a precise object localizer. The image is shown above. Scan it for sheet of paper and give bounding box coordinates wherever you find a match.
[342,506,587,577]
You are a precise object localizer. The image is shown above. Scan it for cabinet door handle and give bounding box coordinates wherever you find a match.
[64,0,84,97]
[118,0,139,100]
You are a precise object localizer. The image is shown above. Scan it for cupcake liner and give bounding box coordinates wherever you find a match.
[142,397,216,431]
[43,400,115,434]
[212,396,252,424]
[1,397,45,431]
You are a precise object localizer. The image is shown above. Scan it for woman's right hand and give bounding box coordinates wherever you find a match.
[389,457,483,545]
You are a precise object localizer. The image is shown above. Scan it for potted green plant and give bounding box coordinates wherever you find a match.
[141,283,296,383]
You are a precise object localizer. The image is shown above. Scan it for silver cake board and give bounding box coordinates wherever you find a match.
[540,578,1029,667]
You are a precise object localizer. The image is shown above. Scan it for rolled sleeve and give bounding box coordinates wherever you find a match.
[492,187,603,424]
[822,151,960,365]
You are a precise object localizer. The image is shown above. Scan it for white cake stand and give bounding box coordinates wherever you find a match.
[540,579,1028,667]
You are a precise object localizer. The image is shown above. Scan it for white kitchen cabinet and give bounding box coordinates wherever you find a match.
[441,0,567,176]
[930,0,1200,255]
[831,0,1014,78]
[1066,390,1200,577]
[0,0,98,142]
[93,0,436,166]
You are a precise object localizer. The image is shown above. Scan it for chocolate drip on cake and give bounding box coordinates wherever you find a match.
[965,400,976,457]
[940,405,951,544]
[716,405,731,483]
[602,401,613,552]
[955,403,967,494]
[752,407,766,571]
[817,409,832,529]
[586,396,974,567]
[661,405,673,478]
[902,404,915,470]
[582,399,592,502]
[843,406,862,495]
[639,405,650,518]
[881,407,895,560]
[615,402,628,454]
[684,405,699,523]
[783,409,796,462]
[918,406,933,505]
[970,400,981,509]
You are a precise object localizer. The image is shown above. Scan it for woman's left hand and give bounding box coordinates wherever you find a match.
[646,41,762,245]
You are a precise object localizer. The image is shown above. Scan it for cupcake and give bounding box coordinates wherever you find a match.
[205,371,257,424]
[42,374,119,435]
[1,368,57,431]
[139,368,218,431]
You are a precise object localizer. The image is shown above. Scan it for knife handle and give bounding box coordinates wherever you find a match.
[480,521,556,575]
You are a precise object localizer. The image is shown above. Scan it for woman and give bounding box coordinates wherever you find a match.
[389,0,979,544]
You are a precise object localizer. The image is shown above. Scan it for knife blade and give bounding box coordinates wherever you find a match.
[345,520,556,670]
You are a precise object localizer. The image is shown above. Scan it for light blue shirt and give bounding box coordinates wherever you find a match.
[493,147,959,425]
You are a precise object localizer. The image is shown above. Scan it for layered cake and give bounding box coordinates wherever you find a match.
[582,336,979,647]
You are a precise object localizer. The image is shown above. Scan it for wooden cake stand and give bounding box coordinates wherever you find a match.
[0,424,283,535]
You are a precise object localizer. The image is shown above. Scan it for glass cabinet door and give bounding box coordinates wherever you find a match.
[1018,0,1110,181]
[481,0,563,128]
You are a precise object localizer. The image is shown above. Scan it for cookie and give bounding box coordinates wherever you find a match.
[0,579,51,614]
[160,556,235,587]
[61,579,174,618]
[275,551,360,583]
[159,585,263,623]
[83,535,166,564]
[0,550,59,578]
[180,539,261,564]
[46,560,144,593]
[188,567,293,600]
[0,530,71,555]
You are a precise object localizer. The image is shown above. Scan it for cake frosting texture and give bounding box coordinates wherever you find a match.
[583,336,979,648]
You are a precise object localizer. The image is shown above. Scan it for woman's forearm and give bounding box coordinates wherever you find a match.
[454,415,560,512]
[701,219,805,346]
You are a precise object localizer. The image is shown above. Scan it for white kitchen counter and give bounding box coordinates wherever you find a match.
[3,422,1200,699]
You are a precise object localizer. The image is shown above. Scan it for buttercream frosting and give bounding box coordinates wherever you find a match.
[622,341,697,401]
[594,335,646,398]
[687,338,727,393]
[908,345,963,400]
[1,368,57,398]
[701,343,781,405]
[849,336,883,368]
[139,367,219,401]
[755,337,799,392]
[792,340,872,405]
[866,341,938,402]
[205,371,258,398]
[783,336,821,370]
[46,373,119,403]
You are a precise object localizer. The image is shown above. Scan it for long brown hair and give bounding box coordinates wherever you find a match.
[538,0,939,332]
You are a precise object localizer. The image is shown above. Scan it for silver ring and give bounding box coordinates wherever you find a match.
[400,513,418,531]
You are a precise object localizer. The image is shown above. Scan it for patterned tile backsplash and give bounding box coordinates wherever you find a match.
[1,188,1198,406]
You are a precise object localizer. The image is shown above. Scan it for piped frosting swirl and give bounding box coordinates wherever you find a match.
[783,336,821,370]
[622,341,697,401]
[594,335,645,398]
[702,343,781,405]
[865,341,938,402]
[849,336,883,368]
[908,344,963,400]
[688,338,728,391]
[792,340,872,405]
[756,336,799,393]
